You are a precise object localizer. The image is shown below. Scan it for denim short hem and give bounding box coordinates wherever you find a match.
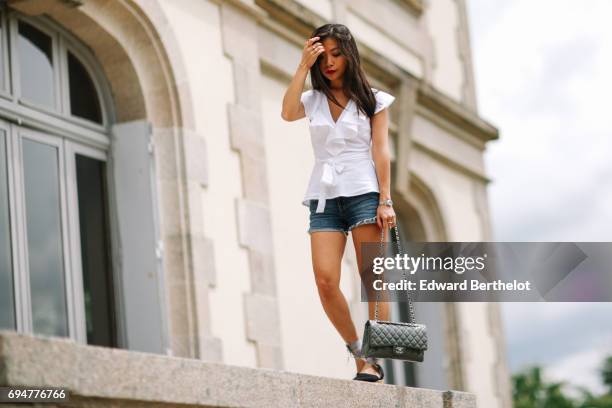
[308,227,349,236]
[348,216,378,232]
[308,191,379,237]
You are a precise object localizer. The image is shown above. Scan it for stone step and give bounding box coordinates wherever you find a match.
[0,330,476,407]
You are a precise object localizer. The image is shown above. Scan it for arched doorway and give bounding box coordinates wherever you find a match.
[381,171,464,390]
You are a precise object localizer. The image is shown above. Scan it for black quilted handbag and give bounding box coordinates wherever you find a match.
[361,225,428,362]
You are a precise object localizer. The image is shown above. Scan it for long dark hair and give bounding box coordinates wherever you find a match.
[309,23,378,118]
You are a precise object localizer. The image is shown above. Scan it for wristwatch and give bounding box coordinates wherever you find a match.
[379,199,393,207]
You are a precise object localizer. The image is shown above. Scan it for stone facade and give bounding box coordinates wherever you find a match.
[1,0,512,407]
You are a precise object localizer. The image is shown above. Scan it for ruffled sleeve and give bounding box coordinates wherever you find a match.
[301,89,317,118]
[373,89,395,114]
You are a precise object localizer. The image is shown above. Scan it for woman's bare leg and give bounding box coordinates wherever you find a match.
[310,230,365,372]
[351,223,390,376]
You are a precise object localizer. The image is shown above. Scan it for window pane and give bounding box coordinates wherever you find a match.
[68,52,102,124]
[22,138,68,337]
[75,154,115,347]
[398,301,418,386]
[0,15,5,91]
[18,21,55,108]
[0,131,16,330]
[395,216,417,386]
[383,359,396,385]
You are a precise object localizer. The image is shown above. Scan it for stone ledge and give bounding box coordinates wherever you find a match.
[0,330,476,407]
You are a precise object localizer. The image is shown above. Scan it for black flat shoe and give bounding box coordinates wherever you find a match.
[353,362,384,383]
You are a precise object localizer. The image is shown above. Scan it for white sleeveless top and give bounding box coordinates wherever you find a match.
[300,87,395,213]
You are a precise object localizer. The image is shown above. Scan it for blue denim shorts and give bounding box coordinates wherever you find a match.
[307,191,380,236]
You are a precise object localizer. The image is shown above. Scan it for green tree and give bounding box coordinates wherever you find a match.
[577,355,612,408]
[513,366,577,408]
[603,356,612,395]
[577,387,612,408]
[513,356,612,408]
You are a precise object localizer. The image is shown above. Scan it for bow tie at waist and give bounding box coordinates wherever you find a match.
[314,151,373,213]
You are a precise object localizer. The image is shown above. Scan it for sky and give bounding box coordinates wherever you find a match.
[466,0,612,397]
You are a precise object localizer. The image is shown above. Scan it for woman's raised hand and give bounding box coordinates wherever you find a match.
[300,36,324,69]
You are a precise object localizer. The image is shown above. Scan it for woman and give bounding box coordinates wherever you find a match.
[281,23,396,383]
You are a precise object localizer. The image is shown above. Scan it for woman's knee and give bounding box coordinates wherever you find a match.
[314,274,340,298]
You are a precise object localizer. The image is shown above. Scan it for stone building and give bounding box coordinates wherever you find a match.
[0,0,512,407]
